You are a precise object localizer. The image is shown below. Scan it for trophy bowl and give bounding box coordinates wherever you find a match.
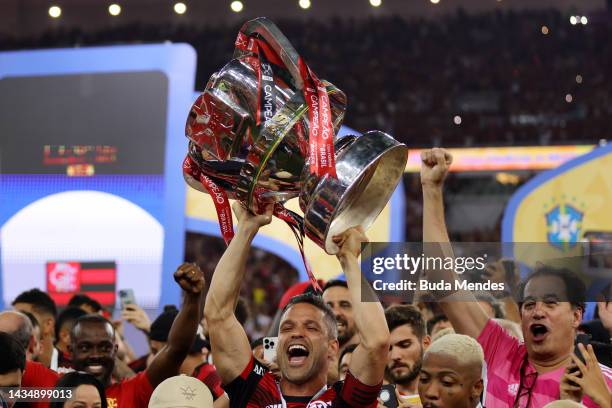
[185,17,408,254]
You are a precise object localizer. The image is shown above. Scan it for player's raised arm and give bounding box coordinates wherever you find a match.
[421,148,489,339]
[335,227,390,386]
[146,262,204,388]
[203,203,273,384]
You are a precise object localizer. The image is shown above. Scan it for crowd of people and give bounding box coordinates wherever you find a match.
[1,10,610,148]
[1,149,611,407]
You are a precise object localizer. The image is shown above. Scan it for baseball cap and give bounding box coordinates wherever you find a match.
[148,375,213,408]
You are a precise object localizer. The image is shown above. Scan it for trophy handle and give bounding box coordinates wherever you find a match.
[234,17,304,90]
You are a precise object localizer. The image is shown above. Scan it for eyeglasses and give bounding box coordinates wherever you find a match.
[513,357,538,408]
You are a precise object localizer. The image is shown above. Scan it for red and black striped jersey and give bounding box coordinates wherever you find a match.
[224,356,380,408]
[192,361,225,400]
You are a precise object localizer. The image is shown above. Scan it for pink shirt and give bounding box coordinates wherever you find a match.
[478,319,612,407]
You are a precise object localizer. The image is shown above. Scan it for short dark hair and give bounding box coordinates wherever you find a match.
[323,279,348,293]
[251,337,264,350]
[339,343,358,368]
[68,294,102,313]
[517,266,586,312]
[50,371,107,408]
[426,314,449,335]
[0,332,26,375]
[385,304,426,339]
[23,311,39,330]
[12,289,57,318]
[71,314,115,340]
[281,293,338,339]
[55,307,87,341]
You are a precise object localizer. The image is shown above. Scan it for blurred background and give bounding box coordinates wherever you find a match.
[1,0,610,349]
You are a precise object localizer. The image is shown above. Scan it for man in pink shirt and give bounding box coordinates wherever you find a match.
[420,148,612,407]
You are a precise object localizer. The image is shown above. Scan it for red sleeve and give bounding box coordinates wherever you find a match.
[193,363,225,400]
[107,371,154,408]
[338,370,382,408]
[224,355,271,408]
[133,371,154,407]
[22,361,60,388]
[21,361,60,408]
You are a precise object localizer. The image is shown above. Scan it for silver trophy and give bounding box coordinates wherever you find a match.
[185,18,408,254]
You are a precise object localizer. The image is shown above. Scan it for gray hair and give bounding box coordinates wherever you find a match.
[0,311,33,350]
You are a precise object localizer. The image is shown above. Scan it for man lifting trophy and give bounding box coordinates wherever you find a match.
[183,17,408,264]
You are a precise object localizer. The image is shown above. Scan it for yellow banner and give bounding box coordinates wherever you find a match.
[502,145,612,267]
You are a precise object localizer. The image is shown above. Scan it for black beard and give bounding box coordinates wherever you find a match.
[386,359,422,385]
[338,329,355,345]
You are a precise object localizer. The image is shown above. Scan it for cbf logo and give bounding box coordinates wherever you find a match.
[545,200,584,251]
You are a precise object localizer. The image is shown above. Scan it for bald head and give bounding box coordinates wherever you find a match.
[0,311,33,350]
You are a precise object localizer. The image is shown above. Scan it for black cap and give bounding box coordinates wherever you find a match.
[149,306,178,342]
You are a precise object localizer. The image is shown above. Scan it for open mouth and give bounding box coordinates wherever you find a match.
[287,344,310,366]
[529,324,549,342]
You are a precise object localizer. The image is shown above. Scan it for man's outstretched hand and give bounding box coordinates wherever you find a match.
[333,226,368,261]
[174,262,205,295]
[420,147,452,188]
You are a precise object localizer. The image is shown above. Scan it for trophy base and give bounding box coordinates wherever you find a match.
[302,131,408,254]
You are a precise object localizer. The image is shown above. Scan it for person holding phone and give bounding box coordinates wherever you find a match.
[560,343,612,408]
[420,148,612,407]
[204,203,390,407]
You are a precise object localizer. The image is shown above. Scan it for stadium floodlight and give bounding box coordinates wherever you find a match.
[581,16,588,25]
[108,4,121,16]
[48,6,62,18]
[299,0,311,9]
[569,16,577,25]
[230,1,244,12]
[174,2,187,14]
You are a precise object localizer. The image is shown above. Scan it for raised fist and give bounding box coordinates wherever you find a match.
[420,147,452,187]
[173,262,205,295]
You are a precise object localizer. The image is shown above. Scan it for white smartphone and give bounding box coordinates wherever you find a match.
[263,336,278,362]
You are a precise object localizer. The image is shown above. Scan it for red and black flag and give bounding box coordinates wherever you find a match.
[46,261,117,308]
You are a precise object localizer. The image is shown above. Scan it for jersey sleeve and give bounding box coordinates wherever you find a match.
[477,318,522,368]
[337,370,382,407]
[132,370,155,407]
[223,355,268,408]
[194,363,225,400]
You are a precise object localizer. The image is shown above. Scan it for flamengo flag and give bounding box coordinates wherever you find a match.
[47,261,117,308]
